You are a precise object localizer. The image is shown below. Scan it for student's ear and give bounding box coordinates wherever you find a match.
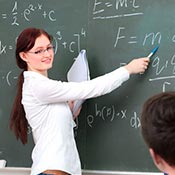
[149,148,165,172]
[149,148,160,165]
[19,52,28,62]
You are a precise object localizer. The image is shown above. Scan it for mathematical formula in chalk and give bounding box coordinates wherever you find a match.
[0,1,56,26]
[86,103,140,129]
[92,0,143,20]
[114,27,175,47]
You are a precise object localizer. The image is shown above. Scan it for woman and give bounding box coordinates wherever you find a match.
[10,28,149,175]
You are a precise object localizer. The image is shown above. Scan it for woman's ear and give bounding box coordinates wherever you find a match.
[19,52,28,62]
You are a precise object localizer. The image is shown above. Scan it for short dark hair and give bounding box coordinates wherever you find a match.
[141,91,175,166]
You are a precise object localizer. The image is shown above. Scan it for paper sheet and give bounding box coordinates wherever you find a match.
[67,50,90,115]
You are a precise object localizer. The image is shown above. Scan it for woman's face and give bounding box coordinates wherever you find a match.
[19,34,54,76]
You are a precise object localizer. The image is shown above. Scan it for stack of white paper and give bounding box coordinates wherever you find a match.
[67,50,90,115]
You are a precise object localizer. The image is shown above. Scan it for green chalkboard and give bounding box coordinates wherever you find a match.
[1,0,175,172]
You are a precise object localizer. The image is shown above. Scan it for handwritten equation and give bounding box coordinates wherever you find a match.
[113,27,175,47]
[54,28,86,53]
[92,0,143,20]
[148,55,175,92]
[86,103,140,129]
[0,1,56,26]
[0,41,13,55]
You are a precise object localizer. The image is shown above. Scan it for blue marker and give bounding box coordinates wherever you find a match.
[147,46,159,58]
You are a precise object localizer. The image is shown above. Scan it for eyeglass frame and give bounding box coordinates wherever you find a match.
[27,45,55,56]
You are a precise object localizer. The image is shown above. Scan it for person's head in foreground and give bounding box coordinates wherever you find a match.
[141,91,175,175]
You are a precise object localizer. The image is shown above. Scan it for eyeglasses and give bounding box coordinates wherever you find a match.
[27,46,55,56]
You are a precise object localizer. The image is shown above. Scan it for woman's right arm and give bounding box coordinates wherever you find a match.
[32,57,150,104]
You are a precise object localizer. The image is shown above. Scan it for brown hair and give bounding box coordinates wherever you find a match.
[10,28,52,144]
[141,91,175,166]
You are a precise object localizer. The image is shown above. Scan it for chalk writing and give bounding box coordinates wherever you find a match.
[149,55,175,92]
[162,82,171,92]
[0,41,7,54]
[86,103,140,129]
[11,1,19,26]
[0,1,56,26]
[119,54,175,92]
[0,41,13,55]
[92,0,143,20]
[130,112,140,129]
[23,3,43,21]
[149,55,175,81]
[114,27,163,47]
[27,126,32,135]
[54,28,86,53]
[143,32,162,46]
[0,71,18,86]
[23,3,56,22]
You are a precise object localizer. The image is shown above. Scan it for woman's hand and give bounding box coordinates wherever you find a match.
[68,101,82,120]
[124,57,150,74]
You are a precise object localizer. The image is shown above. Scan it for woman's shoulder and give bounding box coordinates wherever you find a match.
[23,71,48,80]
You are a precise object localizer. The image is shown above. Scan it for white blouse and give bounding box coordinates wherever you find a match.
[22,67,129,175]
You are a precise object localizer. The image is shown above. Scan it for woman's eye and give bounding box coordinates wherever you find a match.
[35,50,43,54]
